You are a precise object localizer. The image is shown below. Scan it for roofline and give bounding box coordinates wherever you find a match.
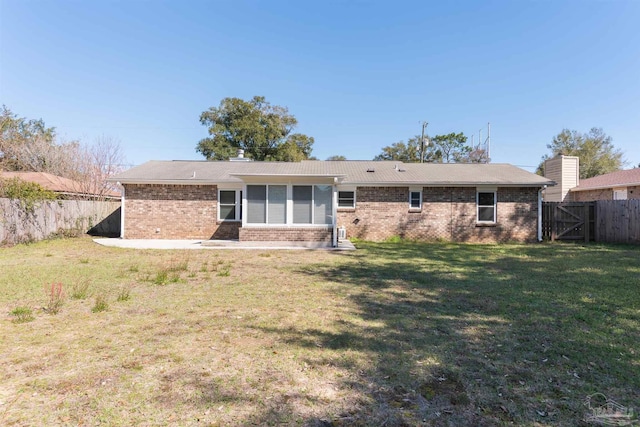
[570,182,640,192]
[229,173,348,178]
[107,178,241,185]
[109,178,552,187]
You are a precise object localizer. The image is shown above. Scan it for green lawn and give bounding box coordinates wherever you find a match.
[1,237,639,426]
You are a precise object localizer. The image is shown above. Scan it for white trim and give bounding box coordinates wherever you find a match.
[218,189,242,222]
[337,189,356,209]
[120,184,125,239]
[409,189,422,209]
[332,185,338,248]
[242,183,334,227]
[476,190,497,223]
[537,187,543,242]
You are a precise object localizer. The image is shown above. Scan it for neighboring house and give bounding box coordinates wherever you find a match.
[0,171,120,200]
[570,169,640,201]
[109,159,553,245]
[543,156,640,201]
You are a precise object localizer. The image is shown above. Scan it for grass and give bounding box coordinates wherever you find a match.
[9,306,34,323]
[91,293,109,313]
[0,236,638,426]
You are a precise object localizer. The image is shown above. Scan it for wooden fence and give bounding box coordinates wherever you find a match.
[543,200,640,244]
[595,200,640,244]
[0,198,121,246]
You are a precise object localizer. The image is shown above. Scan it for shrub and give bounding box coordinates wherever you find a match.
[10,306,34,323]
[45,282,65,314]
[0,177,57,212]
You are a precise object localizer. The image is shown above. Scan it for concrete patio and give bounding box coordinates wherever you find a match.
[93,238,356,251]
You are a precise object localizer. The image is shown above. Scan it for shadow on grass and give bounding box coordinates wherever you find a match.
[251,242,640,426]
[153,241,639,426]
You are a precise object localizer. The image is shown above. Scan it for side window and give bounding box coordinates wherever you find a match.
[409,190,422,209]
[219,190,240,221]
[477,191,496,222]
[338,191,355,208]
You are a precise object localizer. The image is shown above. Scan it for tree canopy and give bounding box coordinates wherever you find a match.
[537,128,624,179]
[0,106,124,198]
[196,96,314,161]
[326,155,347,161]
[374,132,488,163]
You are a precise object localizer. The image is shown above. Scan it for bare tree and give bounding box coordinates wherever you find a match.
[1,106,126,199]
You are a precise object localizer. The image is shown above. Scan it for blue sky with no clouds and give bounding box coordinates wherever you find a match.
[1,0,638,171]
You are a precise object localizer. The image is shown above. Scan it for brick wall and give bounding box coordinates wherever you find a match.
[123,184,239,239]
[124,183,539,243]
[571,186,640,201]
[239,227,332,242]
[337,186,539,243]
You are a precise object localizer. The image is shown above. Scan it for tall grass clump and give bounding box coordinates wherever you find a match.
[45,282,65,314]
[70,280,90,300]
[10,306,34,323]
[92,294,109,313]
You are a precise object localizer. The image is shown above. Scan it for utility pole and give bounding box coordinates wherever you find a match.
[487,122,491,162]
[420,121,428,163]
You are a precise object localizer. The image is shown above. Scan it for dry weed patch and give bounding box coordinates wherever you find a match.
[0,236,638,426]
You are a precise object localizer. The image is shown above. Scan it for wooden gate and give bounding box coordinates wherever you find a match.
[542,202,596,242]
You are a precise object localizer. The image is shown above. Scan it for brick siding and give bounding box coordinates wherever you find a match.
[239,227,332,242]
[571,185,640,201]
[337,186,539,243]
[124,184,539,243]
[123,184,233,239]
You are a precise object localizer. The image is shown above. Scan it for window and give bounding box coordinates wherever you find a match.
[218,189,241,221]
[292,185,333,225]
[477,191,496,223]
[314,185,332,225]
[338,191,355,208]
[613,188,627,200]
[293,186,312,224]
[247,185,266,223]
[246,185,287,224]
[409,190,422,209]
[268,185,286,224]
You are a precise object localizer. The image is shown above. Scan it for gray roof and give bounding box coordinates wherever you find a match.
[110,160,554,187]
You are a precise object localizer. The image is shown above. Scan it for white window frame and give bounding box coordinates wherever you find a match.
[476,190,497,223]
[409,188,422,210]
[242,183,334,227]
[245,184,287,225]
[337,189,356,209]
[218,189,242,222]
[613,188,627,200]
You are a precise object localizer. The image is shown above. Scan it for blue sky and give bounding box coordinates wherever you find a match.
[1,0,638,171]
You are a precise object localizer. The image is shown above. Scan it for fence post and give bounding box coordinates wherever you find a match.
[551,203,557,241]
[584,203,590,243]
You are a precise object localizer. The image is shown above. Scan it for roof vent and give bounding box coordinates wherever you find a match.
[229,148,253,162]
[366,168,375,173]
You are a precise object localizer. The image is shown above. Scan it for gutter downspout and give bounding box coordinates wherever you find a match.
[537,186,545,242]
[119,183,125,239]
[332,182,338,248]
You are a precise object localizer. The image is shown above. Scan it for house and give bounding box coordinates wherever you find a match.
[570,169,640,201]
[109,159,554,245]
[0,171,120,200]
[543,155,640,201]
